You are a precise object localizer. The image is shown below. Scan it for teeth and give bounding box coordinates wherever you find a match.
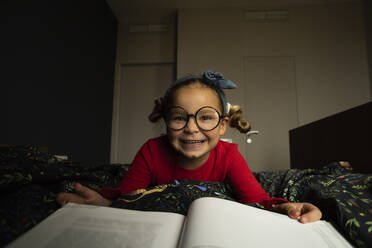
[182,140,204,144]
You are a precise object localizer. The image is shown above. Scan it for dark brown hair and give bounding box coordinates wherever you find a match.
[149,80,251,133]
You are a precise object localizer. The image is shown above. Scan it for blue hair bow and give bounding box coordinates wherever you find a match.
[167,70,237,115]
[202,70,237,89]
[173,70,237,89]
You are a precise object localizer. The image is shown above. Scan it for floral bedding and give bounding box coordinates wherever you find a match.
[0,146,371,247]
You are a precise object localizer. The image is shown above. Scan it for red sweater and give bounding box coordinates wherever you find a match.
[98,136,288,209]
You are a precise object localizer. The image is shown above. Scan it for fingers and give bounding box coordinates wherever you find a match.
[72,182,105,205]
[57,182,95,207]
[72,182,87,195]
[73,182,95,199]
[285,204,301,219]
[272,203,322,223]
[298,203,322,224]
[56,193,68,206]
[272,203,301,219]
[56,192,85,206]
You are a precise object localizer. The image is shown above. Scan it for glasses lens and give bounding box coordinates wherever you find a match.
[166,106,221,131]
[166,107,188,130]
[196,107,220,131]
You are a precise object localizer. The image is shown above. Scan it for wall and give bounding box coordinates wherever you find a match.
[114,10,176,64]
[110,10,176,163]
[178,2,370,170]
[1,0,117,164]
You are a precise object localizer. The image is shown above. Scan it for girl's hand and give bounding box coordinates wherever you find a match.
[271,202,322,223]
[56,182,112,207]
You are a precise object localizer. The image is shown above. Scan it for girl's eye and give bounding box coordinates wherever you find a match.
[199,115,214,121]
[172,116,186,121]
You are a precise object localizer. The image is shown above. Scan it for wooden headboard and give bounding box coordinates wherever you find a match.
[289,101,372,173]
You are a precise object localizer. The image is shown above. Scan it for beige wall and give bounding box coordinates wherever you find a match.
[115,10,176,64]
[110,10,176,162]
[110,2,371,170]
[178,3,370,124]
[178,2,370,170]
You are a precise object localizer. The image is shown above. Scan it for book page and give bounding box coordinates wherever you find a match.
[7,203,185,248]
[179,197,352,248]
[305,221,353,248]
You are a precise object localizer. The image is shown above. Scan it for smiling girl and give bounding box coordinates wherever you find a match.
[57,70,322,223]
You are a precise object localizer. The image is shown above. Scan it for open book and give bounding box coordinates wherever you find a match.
[7,197,352,248]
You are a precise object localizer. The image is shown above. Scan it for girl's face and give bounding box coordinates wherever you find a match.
[166,83,228,167]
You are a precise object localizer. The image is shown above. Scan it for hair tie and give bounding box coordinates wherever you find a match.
[246,130,259,144]
[226,102,231,114]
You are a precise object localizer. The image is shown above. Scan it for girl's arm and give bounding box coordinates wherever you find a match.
[57,182,112,207]
[97,142,153,199]
[226,147,322,223]
[226,147,288,208]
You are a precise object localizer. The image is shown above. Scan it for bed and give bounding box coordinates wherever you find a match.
[1,101,371,248]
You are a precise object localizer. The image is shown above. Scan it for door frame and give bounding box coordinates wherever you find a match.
[110,62,175,163]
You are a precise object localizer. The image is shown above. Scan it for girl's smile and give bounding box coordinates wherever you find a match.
[179,138,207,150]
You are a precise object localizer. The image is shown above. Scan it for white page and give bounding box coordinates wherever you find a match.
[7,203,185,248]
[179,197,352,248]
[306,221,353,248]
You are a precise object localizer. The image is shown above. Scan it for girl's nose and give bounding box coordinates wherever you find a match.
[184,117,199,133]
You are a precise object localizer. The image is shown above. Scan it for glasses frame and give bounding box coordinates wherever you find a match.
[165,106,223,131]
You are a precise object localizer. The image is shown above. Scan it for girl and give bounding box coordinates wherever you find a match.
[57,70,322,223]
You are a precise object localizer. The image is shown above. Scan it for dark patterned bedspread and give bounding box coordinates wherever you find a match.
[1,146,371,247]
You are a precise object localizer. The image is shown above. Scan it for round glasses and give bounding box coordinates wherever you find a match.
[165,106,222,131]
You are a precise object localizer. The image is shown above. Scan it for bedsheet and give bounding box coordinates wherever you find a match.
[0,146,371,247]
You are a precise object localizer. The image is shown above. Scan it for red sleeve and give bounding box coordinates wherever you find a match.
[226,145,288,209]
[97,141,153,200]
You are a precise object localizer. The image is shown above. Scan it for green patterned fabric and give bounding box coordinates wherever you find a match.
[0,145,371,247]
[255,165,372,248]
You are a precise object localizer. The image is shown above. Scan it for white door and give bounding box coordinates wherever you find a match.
[112,64,173,164]
[243,57,298,171]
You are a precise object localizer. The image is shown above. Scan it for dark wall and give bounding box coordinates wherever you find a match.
[2,0,117,164]
[365,0,372,98]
